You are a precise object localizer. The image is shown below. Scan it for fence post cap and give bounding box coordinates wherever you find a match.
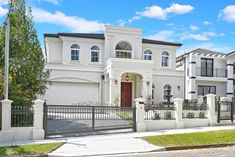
[173,98,184,102]
[134,98,146,103]
[1,99,13,104]
[206,94,216,97]
[32,99,45,103]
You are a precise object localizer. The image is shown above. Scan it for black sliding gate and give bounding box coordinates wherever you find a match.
[43,104,136,138]
[217,98,234,123]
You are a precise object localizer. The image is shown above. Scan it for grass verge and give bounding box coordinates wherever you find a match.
[142,130,235,147]
[0,142,63,156]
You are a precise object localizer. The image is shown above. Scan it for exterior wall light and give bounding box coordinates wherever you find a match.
[147,81,150,86]
[115,80,118,84]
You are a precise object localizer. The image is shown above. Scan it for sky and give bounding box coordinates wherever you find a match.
[0,0,235,56]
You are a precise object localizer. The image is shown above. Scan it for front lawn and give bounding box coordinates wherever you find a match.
[0,143,63,156]
[142,130,235,147]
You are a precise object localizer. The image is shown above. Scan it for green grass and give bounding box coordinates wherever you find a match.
[142,130,235,147]
[0,143,63,156]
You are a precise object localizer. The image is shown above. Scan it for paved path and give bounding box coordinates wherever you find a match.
[48,125,235,157]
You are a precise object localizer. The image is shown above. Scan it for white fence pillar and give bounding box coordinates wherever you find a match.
[32,99,45,140]
[207,94,217,126]
[174,98,184,128]
[135,98,146,132]
[0,99,13,142]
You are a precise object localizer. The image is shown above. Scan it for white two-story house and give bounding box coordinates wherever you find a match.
[176,48,235,101]
[43,25,184,106]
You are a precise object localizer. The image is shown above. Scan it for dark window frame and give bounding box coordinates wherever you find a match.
[198,85,216,96]
[201,58,214,77]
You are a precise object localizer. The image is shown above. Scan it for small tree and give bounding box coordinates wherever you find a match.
[0,0,50,105]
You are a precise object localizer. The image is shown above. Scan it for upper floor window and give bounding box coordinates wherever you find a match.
[144,50,152,60]
[115,42,132,59]
[201,58,213,77]
[163,84,172,102]
[162,51,169,67]
[91,45,100,62]
[70,44,80,61]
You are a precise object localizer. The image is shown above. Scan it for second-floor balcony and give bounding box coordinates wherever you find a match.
[196,67,227,78]
[187,67,227,78]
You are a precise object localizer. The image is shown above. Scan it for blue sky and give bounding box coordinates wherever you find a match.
[0,0,235,56]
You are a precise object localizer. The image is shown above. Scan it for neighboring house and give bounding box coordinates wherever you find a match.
[176,48,235,101]
[43,25,184,106]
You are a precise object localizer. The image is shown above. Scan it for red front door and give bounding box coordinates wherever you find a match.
[121,82,132,107]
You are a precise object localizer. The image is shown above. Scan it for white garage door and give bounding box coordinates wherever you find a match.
[44,82,99,105]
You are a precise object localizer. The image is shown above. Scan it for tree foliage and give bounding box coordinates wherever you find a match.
[0,0,50,105]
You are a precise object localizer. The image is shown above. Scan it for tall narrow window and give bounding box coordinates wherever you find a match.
[115,42,132,58]
[91,45,100,62]
[144,50,152,60]
[70,44,80,61]
[201,58,213,77]
[164,84,172,102]
[162,51,169,67]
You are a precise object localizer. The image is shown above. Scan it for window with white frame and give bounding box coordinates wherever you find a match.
[144,50,152,60]
[70,44,80,61]
[163,84,172,102]
[115,41,132,59]
[91,45,100,62]
[162,51,169,67]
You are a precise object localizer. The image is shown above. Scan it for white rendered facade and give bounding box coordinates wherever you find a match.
[177,48,235,101]
[43,25,184,106]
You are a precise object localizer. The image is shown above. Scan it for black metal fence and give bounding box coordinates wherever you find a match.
[44,104,136,137]
[217,99,234,123]
[182,99,208,119]
[11,104,34,127]
[144,103,176,120]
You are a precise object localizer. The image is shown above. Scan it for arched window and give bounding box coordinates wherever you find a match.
[162,51,169,67]
[115,42,132,59]
[144,50,152,60]
[164,84,172,102]
[91,45,100,62]
[70,44,80,61]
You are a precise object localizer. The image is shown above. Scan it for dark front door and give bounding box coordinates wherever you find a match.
[121,82,132,107]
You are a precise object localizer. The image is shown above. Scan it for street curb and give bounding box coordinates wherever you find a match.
[165,142,235,151]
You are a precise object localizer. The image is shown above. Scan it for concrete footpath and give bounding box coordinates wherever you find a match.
[48,125,235,157]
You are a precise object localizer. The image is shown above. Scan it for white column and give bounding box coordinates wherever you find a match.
[227,60,234,101]
[135,98,146,132]
[207,94,217,126]
[174,98,184,128]
[32,99,45,140]
[142,79,152,100]
[188,54,197,100]
[0,99,13,143]
[109,78,120,106]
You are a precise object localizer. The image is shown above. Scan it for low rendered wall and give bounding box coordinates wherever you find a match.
[145,120,176,131]
[183,119,209,128]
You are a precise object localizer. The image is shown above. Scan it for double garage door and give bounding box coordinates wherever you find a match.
[44,82,99,105]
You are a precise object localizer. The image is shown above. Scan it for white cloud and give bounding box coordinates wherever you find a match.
[32,7,105,33]
[138,3,194,20]
[203,21,211,25]
[146,30,175,41]
[181,32,219,41]
[166,23,174,26]
[219,5,235,22]
[190,25,199,31]
[0,0,7,18]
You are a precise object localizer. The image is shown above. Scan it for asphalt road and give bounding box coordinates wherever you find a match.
[104,146,235,157]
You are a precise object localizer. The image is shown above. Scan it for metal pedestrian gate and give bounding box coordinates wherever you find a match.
[217,98,234,123]
[43,104,136,138]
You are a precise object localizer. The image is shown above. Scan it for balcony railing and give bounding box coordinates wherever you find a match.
[194,67,227,78]
[187,68,227,78]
